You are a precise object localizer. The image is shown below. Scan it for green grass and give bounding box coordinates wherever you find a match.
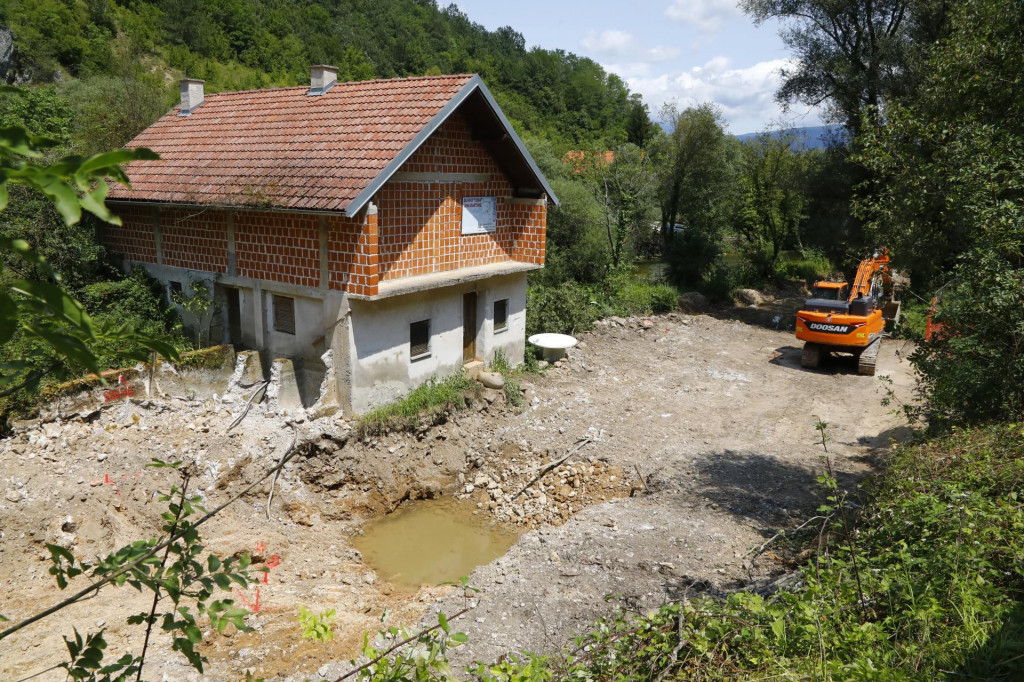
[356,372,478,438]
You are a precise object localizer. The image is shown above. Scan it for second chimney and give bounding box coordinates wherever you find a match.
[178,79,205,116]
[309,65,338,96]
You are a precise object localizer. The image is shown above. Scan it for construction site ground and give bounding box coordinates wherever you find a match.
[0,309,917,681]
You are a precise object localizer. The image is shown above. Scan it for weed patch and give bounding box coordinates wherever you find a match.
[356,373,479,438]
[488,349,523,408]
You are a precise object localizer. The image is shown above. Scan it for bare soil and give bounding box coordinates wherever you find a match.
[0,310,916,681]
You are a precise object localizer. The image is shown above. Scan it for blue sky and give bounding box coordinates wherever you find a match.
[447,0,824,135]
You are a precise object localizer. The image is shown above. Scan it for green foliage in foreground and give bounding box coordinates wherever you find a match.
[357,372,479,438]
[299,606,336,644]
[348,423,1024,681]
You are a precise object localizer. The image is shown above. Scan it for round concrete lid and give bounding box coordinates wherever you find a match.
[528,333,578,349]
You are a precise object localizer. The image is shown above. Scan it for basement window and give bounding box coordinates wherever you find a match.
[493,298,508,332]
[273,295,296,335]
[169,281,183,297]
[410,319,431,360]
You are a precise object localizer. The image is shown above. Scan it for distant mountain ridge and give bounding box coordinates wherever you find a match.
[735,125,846,150]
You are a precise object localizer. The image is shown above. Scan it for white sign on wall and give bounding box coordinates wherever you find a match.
[461,196,497,235]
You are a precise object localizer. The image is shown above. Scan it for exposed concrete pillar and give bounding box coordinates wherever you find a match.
[318,215,329,291]
[152,206,163,265]
[268,358,303,415]
[229,350,264,390]
[330,302,353,414]
[226,211,237,276]
[252,281,264,348]
[358,203,379,297]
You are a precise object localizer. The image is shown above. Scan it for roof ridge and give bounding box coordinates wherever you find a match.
[198,73,476,99]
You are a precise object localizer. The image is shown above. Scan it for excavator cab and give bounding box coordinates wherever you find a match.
[811,282,849,301]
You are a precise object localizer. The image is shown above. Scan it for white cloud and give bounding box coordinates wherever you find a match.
[581,30,682,67]
[604,57,804,133]
[665,0,743,32]
[580,30,637,57]
[644,45,683,63]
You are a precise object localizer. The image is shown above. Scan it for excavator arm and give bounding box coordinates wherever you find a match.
[848,247,892,302]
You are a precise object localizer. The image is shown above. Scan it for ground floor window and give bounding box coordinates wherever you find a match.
[273,294,296,335]
[493,298,508,332]
[410,319,431,359]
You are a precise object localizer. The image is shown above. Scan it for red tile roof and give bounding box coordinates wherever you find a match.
[109,74,475,213]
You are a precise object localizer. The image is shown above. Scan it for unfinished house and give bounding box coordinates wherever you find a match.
[104,68,557,413]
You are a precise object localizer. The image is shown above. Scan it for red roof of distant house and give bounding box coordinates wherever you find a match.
[109,74,557,215]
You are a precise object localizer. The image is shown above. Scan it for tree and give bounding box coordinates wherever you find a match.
[585,143,658,270]
[734,130,808,279]
[856,0,1024,426]
[624,94,658,148]
[740,0,947,134]
[656,103,733,247]
[172,278,214,348]
[0,87,176,398]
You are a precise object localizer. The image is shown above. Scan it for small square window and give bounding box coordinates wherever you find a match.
[169,281,183,296]
[494,299,509,332]
[410,319,430,359]
[273,295,296,335]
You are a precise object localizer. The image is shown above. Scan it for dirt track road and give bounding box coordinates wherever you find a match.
[1,312,916,681]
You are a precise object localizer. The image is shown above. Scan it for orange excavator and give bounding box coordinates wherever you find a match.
[795,248,901,375]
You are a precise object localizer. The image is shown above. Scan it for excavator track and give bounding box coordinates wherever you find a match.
[857,338,881,376]
[801,342,822,369]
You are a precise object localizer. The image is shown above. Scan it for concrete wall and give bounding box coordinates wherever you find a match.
[346,272,526,413]
[129,262,343,406]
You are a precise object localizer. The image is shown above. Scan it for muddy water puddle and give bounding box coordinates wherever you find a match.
[354,497,519,588]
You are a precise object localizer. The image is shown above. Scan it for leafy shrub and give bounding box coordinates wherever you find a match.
[526,280,600,337]
[738,239,776,283]
[604,273,678,316]
[1,267,186,424]
[909,254,1024,427]
[773,248,834,283]
[892,298,929,341]
[701,263,740,302]
[78,267,187,364]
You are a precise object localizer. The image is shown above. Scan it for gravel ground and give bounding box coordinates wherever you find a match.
[0,311,916,681]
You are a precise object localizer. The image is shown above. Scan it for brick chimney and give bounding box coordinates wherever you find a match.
[308,65,338,96]
[178,79,205,116]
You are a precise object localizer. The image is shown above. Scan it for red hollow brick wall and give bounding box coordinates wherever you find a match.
[160,207,229,273]
[234,211,320,288]
[376,113,546,281]
[326,212,379,296]
[102,204,158,264]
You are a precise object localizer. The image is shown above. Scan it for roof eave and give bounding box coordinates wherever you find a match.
[343,74,559,217]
